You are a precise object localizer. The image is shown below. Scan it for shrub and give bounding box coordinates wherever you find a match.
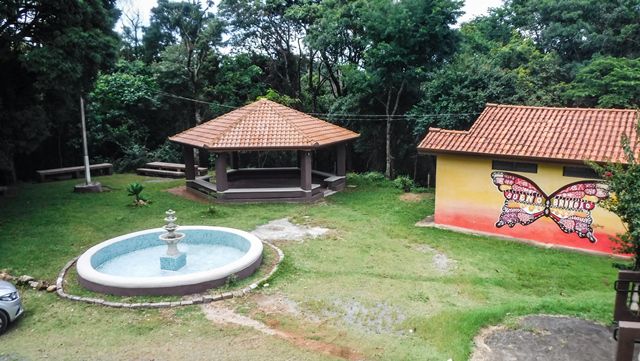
[115,144,150,172]
[150,141,182,163]
[590,123,640,269]
[393,175,415,192]
[126,182,149,205]
[362,171,386,183]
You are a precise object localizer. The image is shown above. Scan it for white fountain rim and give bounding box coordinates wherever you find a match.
[76,226,263,289]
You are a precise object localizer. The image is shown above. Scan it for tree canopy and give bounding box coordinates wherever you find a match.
[2,0,639,183]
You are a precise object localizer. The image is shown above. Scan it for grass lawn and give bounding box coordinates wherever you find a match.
[0,174,620,360]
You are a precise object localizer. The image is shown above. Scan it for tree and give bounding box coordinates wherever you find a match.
[505,0,640,64]
[566,56,640,109]
[88,60,168,170]
[144,0,224,126]
[356,0,461,177]
[0,0,119,182]
[219,0,305,98]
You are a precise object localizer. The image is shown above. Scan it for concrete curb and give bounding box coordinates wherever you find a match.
[56,241,284,309]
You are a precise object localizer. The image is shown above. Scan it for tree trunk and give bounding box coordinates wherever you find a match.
[7,156,17,184]
[383,81,406,179]
[385,115,393,178]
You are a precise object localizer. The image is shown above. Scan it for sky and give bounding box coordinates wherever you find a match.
[116,0,504,30]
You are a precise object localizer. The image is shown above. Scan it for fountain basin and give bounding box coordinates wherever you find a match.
[77,226,263,296]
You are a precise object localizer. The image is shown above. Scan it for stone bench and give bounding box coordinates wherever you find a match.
[36,163,113,182]
[136,168,185,178]
[144,162,208,176]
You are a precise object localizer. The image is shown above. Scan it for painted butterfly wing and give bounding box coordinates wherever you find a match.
[547,182,610,243]
[491,171,548,228]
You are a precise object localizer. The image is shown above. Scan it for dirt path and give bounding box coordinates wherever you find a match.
[202,301,365,361]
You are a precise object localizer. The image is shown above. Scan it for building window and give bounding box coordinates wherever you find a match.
[563,166,601,179]
[491,160,538,173]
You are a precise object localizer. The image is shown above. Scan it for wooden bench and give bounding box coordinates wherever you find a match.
[144,162,208,176]
[312,170,346,191]
[36,163,113,182]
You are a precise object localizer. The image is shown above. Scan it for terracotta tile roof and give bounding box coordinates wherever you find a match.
[169,99,359,151]
[417,104,639,163]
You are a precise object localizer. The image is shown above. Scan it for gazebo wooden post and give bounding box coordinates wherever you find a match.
[300,150,312,191]
[336,143,346,176]
[182,145,196,181]
[215,153,229,191]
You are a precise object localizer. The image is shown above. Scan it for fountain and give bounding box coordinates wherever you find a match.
[158,210,186,271]
[76,210,263,296]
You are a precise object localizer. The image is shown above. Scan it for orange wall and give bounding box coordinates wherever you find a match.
[434,154,626,254]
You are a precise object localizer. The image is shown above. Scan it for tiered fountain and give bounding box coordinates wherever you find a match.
[158,210,186,271]
[76,210,263,295]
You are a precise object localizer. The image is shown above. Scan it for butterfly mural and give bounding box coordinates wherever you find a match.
[490,171,610,243]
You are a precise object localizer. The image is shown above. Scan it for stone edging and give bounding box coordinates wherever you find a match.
[56,241,284,308]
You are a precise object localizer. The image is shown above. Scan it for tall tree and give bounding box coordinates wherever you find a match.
[144,0,224,126]
[357,0,461,177]
[566,56,640,108]
[0,0,119,182]
[219,0,305,98]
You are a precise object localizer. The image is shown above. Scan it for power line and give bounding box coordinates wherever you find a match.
[154,91,480,120]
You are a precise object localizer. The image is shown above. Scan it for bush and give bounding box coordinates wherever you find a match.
[126,182,149,205]
[591,124,640,269]
[115,144,150,172]
[393,175,415,192]
[362,171,386,183]
[150,141,182,163]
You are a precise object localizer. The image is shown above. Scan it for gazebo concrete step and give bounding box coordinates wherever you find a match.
[137,168,185,178]
[189,179,217,191]
[222,184,320,194]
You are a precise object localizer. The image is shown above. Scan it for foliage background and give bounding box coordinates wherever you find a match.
[1,0,639,183]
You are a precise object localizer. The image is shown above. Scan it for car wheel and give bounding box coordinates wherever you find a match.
[0,311,8,335]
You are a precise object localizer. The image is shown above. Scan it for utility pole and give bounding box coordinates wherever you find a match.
[74,95,102,193]
[80,96,91,185]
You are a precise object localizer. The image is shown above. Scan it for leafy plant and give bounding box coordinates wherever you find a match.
[126,182,148,205]
[393,175,415,192]
[590,122,640,269]
[362,172,386,183]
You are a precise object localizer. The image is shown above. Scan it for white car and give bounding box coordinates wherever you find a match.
[0,280,24,334]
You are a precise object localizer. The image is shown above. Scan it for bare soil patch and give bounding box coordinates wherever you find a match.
[411,244,456,274]
[399,193,433,202]
[202,301,364,360]
[471,315,624,361]
[323,299,407,335]
[252,218,329,242]
[165,186,210,204]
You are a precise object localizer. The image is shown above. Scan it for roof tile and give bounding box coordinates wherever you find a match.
[169,99,359,150]
[417,104,639,163]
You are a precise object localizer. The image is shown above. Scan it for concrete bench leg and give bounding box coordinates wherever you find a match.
[616,321,640,361]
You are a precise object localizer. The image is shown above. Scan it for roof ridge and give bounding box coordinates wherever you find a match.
[487,103,640,113]
[263,99,322,146]
[428,127,469,135]
[198,103,257,147]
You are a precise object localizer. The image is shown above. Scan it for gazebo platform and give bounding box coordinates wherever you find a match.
[169,99,359,203]
[186,168,345,203]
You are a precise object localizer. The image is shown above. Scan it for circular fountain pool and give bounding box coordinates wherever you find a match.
[77,226,263,296]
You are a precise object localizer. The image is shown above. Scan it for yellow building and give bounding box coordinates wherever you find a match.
[417,104,639,255]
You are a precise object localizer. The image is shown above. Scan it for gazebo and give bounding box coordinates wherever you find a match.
[169,99,360,202]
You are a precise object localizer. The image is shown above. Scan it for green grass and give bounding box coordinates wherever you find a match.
[0,174,620,360]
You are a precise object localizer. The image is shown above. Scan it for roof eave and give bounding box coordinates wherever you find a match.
[418,148,625,165]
